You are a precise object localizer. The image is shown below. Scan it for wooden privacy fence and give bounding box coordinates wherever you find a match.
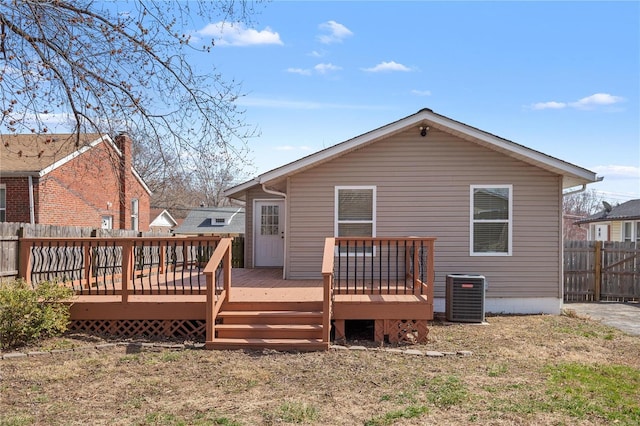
[564,240,640,302]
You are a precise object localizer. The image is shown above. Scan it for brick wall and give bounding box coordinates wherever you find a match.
[3,136,150,230]
[0,177,34,223]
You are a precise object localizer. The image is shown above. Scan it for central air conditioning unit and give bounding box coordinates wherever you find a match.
[446,274,486,323]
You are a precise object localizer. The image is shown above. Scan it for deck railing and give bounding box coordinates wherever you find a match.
[19,236,224,296]
[204,237,232,344]
[328,237,436,297]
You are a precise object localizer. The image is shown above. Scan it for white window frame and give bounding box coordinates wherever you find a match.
[470,184,513,256]
[636,221,640,243]
[131,198,139,231]
[0,183,6,222]
[334,186,376,256]
[622,221,633,242]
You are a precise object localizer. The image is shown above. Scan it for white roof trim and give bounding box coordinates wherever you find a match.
[38,133,152,195]
[225,109,598,197]
[150,209,178,227]
[39,135,110,177]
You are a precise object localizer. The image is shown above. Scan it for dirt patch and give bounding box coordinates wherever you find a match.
[2,313,639,425]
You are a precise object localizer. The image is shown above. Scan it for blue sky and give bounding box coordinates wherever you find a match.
[188,1,639,203]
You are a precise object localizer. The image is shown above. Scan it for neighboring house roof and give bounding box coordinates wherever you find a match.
[149,209,178,229]
[0,133,152,194]
[225,108,598,198]
[173,207,245,235]
[575,199,640,224]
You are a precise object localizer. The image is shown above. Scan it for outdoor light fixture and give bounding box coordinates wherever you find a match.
[420,126,429,137]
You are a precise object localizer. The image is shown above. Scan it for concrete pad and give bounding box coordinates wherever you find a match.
[564,302,640,336]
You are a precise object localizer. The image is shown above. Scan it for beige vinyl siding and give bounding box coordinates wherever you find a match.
[285,127,562,299]
[612,221,622,242]
[244,187,283,268]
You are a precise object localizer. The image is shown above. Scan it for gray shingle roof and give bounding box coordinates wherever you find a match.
[173,207,244,235]
[575,199,640,224]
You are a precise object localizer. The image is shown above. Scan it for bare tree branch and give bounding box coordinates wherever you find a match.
[0,0,258,178]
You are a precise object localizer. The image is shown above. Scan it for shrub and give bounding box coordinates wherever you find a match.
[0,280,74,350]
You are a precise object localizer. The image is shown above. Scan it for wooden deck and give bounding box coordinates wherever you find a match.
[20,235,436,350]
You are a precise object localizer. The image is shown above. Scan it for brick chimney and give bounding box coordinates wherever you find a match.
[116,132,132,230]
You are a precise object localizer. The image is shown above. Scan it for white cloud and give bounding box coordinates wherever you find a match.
[286,68,312,76]
[196,22,283,46]
[308,50,326,58]
[362,61,412,73]
[530,93,624,111]
[314,63,342,74]
[569,93,625,109]
[285,63,342,76]
[317,20,353,44]
[411,89,432,97]
[531,101,567,110]
[592,165,640,179]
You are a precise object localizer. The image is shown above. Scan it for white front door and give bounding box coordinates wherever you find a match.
[594,224,609,241]
[254,200,285,267]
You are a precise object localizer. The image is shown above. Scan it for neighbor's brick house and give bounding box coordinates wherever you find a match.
[0,133,151,230]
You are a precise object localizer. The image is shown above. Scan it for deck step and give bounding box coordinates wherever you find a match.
[206,338,328,352]
[218,310,323,325]
[212,299,328,351]
[221,301,323,311]
[216,324,322,339]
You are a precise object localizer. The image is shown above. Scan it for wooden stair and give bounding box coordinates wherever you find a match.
[206,301,329,351]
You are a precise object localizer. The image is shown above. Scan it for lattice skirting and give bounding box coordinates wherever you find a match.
[375,319,430,344]
[68,319,206,340]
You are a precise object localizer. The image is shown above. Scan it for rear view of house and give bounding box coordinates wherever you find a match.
[226,108,598,315]
[0,133,151,230]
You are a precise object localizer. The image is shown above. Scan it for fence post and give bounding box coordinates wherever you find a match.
[594,241,602,302]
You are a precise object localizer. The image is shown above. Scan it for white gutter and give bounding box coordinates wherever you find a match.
[28,176,35,225]
[562,176,603,197]
[261,183,287,280]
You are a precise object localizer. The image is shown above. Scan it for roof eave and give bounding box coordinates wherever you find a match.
[0,171,40,177]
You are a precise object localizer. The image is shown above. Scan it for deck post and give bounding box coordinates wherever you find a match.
[159,241,166,274]
[83,243,92,289]
[205,266,216,343]
[223,241,231,300]
[18,237,32,286]
[412,239,420,295]
[322,238,336,345]
[427,239,435,302]
[121,240,133,304]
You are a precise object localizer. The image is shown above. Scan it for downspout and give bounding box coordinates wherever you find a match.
[261,183,287,279]
[28,175,35,225]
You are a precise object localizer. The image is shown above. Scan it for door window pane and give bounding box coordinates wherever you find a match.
[261,205,279,235]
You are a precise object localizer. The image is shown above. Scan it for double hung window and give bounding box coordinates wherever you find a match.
[335,186,376,255]
[471,185,512,255]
